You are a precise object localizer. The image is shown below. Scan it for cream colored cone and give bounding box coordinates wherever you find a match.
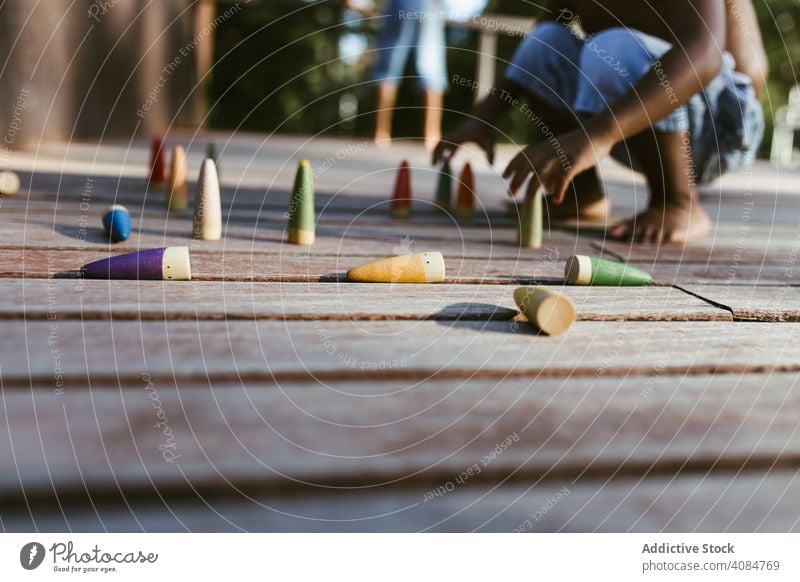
[166,146,188,211]
[347,252,445,283]
[0,171,20,196]
[514,286,576,336]
[161,246,192,280]
[193,158,222,240]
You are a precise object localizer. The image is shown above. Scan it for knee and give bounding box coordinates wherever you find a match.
[508,22,580,79]
[529,21,580,57]
[580,28,653,88]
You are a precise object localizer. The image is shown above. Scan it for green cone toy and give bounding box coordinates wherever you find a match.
[435,158,452,211]
[287,159,315,246]
[206,142,220,178]
[565,255,653,286]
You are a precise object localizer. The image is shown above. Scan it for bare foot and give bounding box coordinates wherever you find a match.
[424,134,441,152]
[506,177,610,222]
[545,192,610,222]
[609,202,711,244]
[374,133,392,149]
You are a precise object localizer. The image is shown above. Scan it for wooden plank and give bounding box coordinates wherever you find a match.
[3,471,799,532]
[3,319,794,387]
[9,155,519,217]
[0,279,727,322]
[0,215,596,259]
[594,224,800,265]
[679,284,800,322]
[2,373,800,506]
[2,195,523,227]
[637,262,799,286]
[0,248,565,285]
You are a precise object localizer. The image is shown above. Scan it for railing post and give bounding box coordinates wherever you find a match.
[476,30,498,102]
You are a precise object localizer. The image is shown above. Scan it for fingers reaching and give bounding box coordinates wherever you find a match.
[431,141,454,166]
[503,151,535,197]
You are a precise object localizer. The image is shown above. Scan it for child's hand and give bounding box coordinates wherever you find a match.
[503,129,612,203]
[432,121,495,166]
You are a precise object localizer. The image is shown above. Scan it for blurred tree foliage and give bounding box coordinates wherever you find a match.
[210,0,800,157]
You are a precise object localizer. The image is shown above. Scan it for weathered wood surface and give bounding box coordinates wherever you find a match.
[638,262,799,286]
[0,248,565,284]
[679,284,800,322]
[0,216,596,259]
[0,279,727,322]
[2,373,799,508]
[5,320,796,387]
[594,225,800,265]
[7,189,531,227]
[3,138,800,532]
[4,470,799,532]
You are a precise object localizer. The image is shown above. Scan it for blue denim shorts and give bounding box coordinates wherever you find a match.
[372,0,448,92]
[505,22,764,184]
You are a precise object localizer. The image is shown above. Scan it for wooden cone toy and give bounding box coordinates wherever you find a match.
[81,247,191,280]
[435,158,452,211]
[518,186,542,249]
[206,142,220,177]
[514,286,576,336]
[455,162,474,219]
[148,136,167,189]
[166,145,189,211]
[565,255,653,286]
[390,160,412,218]
[102,204,131,243]
[0,171,20,196]
[193,158,222,240]
[287,159,315,245]
[347,252,445,284]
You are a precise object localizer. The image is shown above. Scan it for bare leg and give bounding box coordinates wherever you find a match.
[609,130,710,244]
[423,90,443,151]
[374,83,398,147]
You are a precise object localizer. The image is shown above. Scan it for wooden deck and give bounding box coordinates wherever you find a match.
[1,133,800,532]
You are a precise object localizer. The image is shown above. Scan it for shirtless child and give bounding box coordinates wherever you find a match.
[433,0,768,244]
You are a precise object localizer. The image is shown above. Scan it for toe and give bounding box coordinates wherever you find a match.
[608,222,630,240]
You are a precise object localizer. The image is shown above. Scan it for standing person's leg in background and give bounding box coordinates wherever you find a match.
[416,0,447,149]
[372,0,419,146]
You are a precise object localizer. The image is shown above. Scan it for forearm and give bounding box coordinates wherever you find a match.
[587,0,726,148]
[468,77,522,128]
[587,45,722,146]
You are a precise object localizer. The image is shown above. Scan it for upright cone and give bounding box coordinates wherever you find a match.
[206,142,220,178]
[81,247,191,280]
[102,204,131,243]
[514,286,576,336]
[390,160,412,218]
[518,187,543,249]
[455,163,474,220]
[347,252,445,283]
[565,255,653,286]
[193,158,222,240]
[435,158,452,211]
[0,171,20,196]
[148,136,167,189]
[166,145,189,211]
[288,159,315,245]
